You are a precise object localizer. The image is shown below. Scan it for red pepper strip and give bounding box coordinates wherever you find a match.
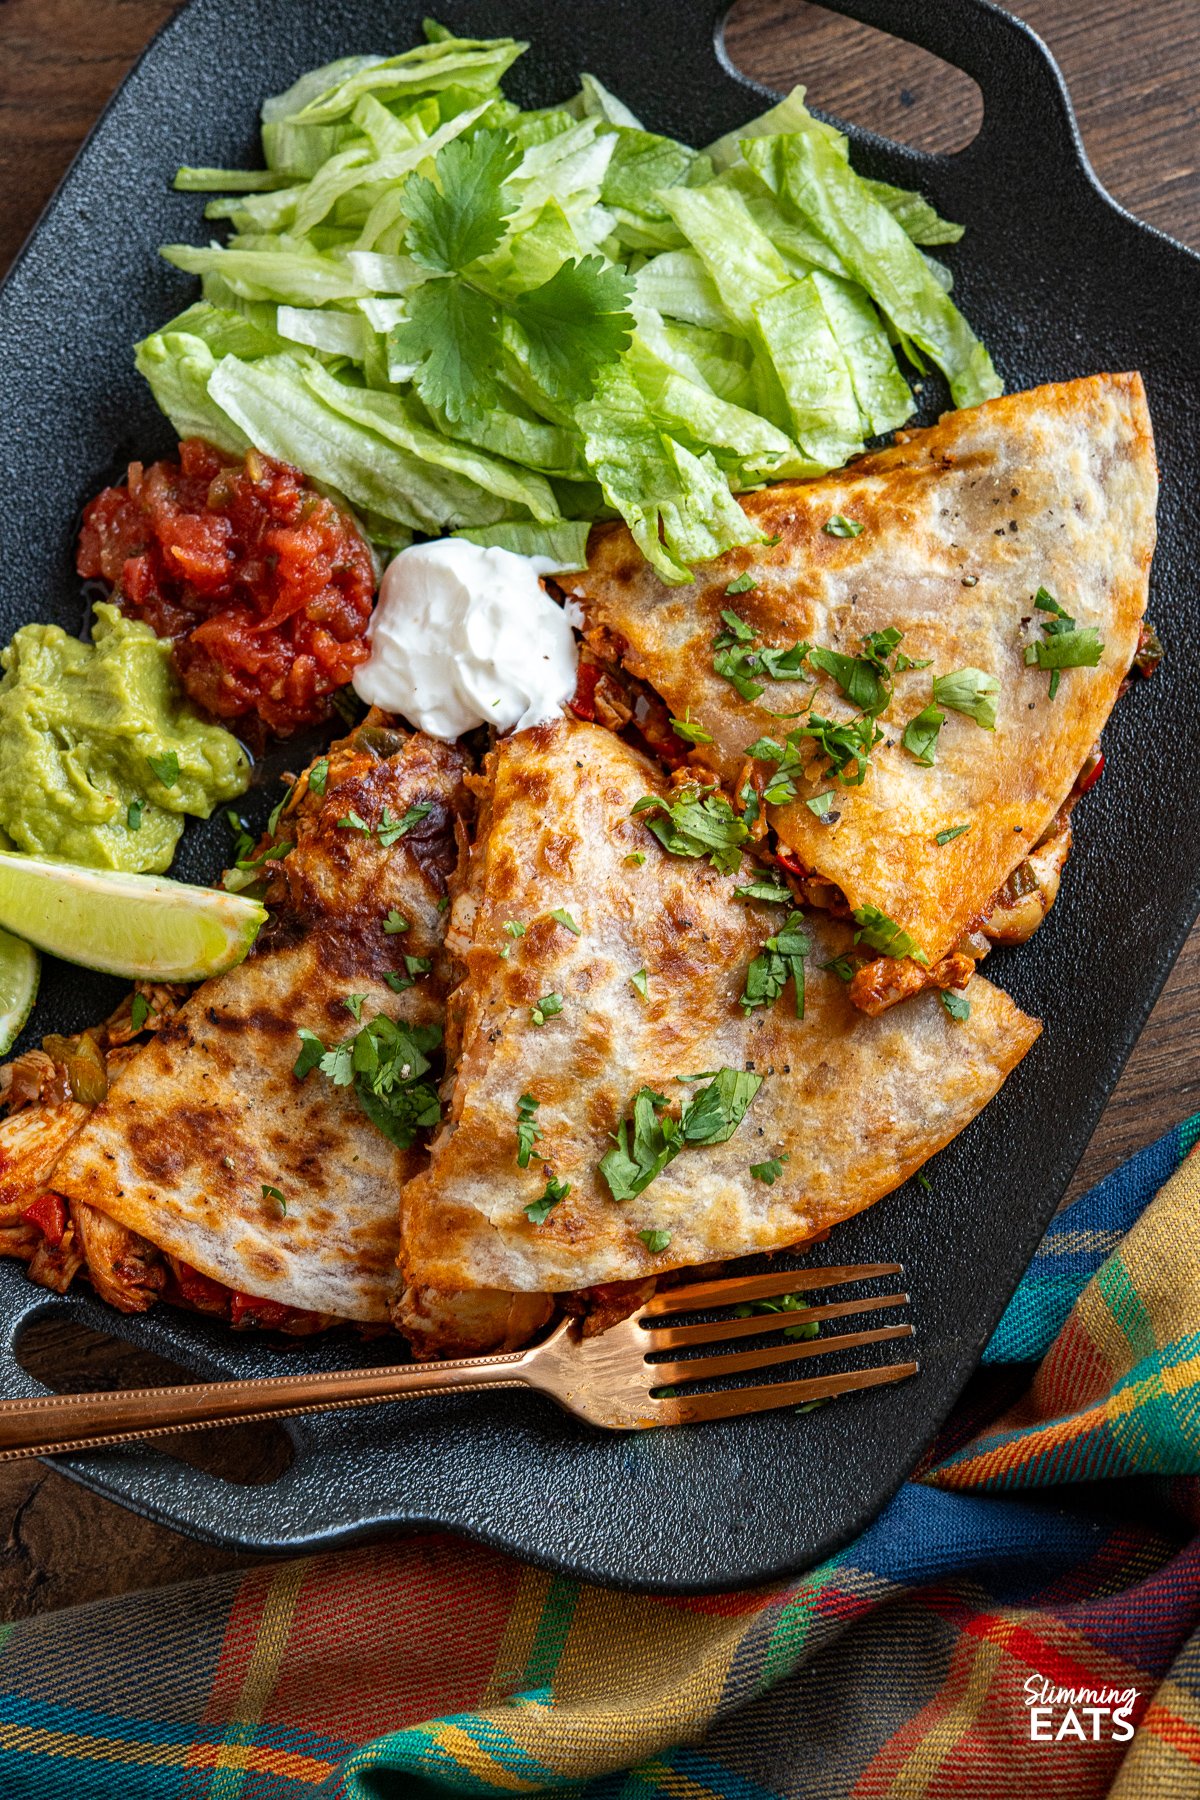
[773,845,807,878]
[174,1260,230,1313]
[230,1290,313,1331]
[568,661,601,722]
[22,1192,67,1247]
[1078,753,1106,795]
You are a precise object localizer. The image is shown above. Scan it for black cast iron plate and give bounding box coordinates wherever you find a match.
[0,0,1197,1590]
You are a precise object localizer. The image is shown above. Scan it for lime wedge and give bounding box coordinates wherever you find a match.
[0,852,267,983]
[0,928,39,1055]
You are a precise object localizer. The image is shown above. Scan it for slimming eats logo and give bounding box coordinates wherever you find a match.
[1024,1675,1138,1742]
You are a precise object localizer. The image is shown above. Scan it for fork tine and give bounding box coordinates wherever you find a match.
[649,1322,913,1388]
[658,1359,919,1424]
[646,1291,909,1351]
[640,1263,903,1316]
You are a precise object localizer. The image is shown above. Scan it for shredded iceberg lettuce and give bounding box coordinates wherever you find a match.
[141,20,996,580]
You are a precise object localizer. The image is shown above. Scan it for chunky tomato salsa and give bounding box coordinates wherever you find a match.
[77,438,375,735]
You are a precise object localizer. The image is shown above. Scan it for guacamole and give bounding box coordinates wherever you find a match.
[0,604,250,873]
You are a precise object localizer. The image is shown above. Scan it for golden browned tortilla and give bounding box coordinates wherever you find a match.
[578,374,1156,968]
[49,726,469,1323]
[396,718,1040,1310]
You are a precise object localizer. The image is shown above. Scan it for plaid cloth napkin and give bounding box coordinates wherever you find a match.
[2,1116,1199,1800]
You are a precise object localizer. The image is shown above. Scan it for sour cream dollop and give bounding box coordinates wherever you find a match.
[352,540,579,740]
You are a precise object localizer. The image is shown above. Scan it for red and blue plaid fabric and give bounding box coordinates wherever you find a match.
[2,1115,1199,1799]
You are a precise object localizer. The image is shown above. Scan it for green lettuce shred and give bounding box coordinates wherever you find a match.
[139,24,1000,581]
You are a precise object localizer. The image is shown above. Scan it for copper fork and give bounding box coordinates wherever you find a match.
[0,1264,916,1458]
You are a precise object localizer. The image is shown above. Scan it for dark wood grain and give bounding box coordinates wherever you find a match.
[0,0,1196,1612]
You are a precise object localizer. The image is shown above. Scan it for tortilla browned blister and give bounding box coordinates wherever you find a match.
[576,374,1156,972]
[48,724,469,1324]
[396,718,1041,1326]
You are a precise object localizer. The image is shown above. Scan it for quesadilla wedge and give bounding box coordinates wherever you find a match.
[576,374,1157,999]
[396,717,1040,1320]
[40,721,469,1325]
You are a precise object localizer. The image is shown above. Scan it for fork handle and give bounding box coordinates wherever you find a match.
[0,1348,538,1462]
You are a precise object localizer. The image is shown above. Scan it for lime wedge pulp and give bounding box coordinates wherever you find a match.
[0,927,40,1055]
[0,852,267,984]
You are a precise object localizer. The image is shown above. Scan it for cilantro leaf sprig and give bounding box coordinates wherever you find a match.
[391,128,634,424]
[404,128,522,273]
[600,1068,764,1203]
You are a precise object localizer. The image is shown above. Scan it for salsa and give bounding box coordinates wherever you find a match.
[78,438,376,736]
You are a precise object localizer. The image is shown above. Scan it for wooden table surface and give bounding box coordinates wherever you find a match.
[0,0,1196,1615]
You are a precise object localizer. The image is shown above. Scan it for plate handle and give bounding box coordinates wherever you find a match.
[719,0,1086,181]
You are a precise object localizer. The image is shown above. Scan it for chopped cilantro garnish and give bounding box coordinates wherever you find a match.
[307,759,329,797]
[530,992,564,1026]
[712,612,810,703]
[262,1183,287,1214]
[379,803,432,846]
[940,988,971,1021]
[805,791,837,819]
[750,1153,790,1185]
[293,1028,326,1080]
[717,608,756,644]
[600,1069,763,1202]
[762,532,782,547]
[516,1092,542,1168]
[725,572,758,594]
[742,911,811,1017]
[933,667,1000,730]
[147,750,180,788]
[852,904,928,965]
[384,911,410,934]
[630,968,648,999]
[733,875,792,904]
[748,715,881,793]
[504,920,526,941]
[337,810,370,833]
[822,953,859,982]
[1024,588,1103,698]
[671,713,714,745]
[916,1172,932,1192]
[632,786,748,875]
[224,838,293,892]
[267,787,291,836]
[226,809,253,861]
[549,907,581,936]
[935,824,970,845]
[384,972,413,993]
[437,894,451,913]
[343,993,365,1021]
[525,1174,570,1225]
[292,1015,443,1150]
[624,851,646,867]
[807,645,889,715]
[638,1229,672,1253]
[824,514,864,537]
[902,702,945,766]
[129,993,151,1033]
[126,797,144,830]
